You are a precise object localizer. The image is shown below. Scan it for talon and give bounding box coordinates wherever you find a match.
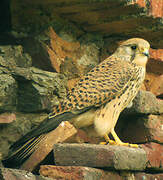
[110,129,139,148]
[100,142,107,145]
[104,134,110,143]
[119,142,129,146]
[108,140,116,145]
[102,132,139,148]
[109,141,139,148]
[129,143,139,148]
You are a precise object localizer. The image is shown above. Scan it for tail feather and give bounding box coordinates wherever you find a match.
[10,111,75,151]
[2,107,93,168]
[15,135,45,160]
[2,135,45,168]
[2,111,77,168]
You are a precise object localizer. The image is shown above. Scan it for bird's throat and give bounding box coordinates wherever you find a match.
[133,55,148,68]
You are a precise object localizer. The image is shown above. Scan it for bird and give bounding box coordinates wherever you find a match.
[3,38,150,168]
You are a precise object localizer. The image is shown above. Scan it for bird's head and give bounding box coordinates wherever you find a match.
[116,38,150,67]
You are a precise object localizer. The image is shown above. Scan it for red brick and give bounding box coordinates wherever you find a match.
[135,172,163,180]
[149,0,163,17]
[144,73,163,97]
[40,165,122,180]
[0,167,47,180]
[120,114,163,144]
[150,49,163,62]
[46,27,80,73]
[20,121,77,172]
[136,0,146,8]
[142,143,163,169]
[147,49,163,75]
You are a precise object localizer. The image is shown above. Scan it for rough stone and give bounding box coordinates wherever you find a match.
[53,143,147,170]
[135,172,163,180]
[144,73,163,98]
[0,153,3,167]
[147,49,163,75]
[124,90,163,115]
[0,45,32,68]
[35,27,81,74]
[21,121,77,172]
[10,0,163,49]
[0,74,17,111]
[0,113,16,124]
[34,27,101,79]
[119,114,163,144]
[142,143,163,170]
[0,1,162,178]
[0,167,51,180]
[0,112,48,158]
[40,165,122,180]
[14,67,67,112]
[0,45,67,112]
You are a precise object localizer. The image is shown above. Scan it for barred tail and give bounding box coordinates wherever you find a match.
[2,135,45,168]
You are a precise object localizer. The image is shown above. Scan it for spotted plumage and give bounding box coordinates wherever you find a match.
[3,38,150,168]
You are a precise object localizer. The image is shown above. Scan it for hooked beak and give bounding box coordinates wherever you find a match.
[141,48,149,57]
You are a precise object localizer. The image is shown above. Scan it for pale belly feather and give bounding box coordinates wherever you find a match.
[71,68,145,137]
[94,69,145,136]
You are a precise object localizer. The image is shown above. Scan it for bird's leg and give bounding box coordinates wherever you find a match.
[104,134,117,145]
[100,134,116,145]
[111,129,139,148]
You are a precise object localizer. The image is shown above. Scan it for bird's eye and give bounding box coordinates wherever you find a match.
[131,45,137,50]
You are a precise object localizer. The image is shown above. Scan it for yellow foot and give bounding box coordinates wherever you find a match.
[100,142,107,145]
[108,140,117,145]
[100,140,117,145]
[128,143,139,148]
[110,129,139,148]
[101,134,117,145]
[111,142,139,148]
[106,142,139,148]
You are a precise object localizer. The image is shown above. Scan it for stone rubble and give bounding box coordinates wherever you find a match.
[0,0,162,179]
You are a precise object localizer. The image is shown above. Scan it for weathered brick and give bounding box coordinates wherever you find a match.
[149,0,163,17]
[53,143,147,170]
[147,49,163,75]
[40,165,122,180]
[135,172,163,180]
[142,143,163,170]
[20,121,77,172]
[128,90,163,114]
[120,114,163,144]
[0,167,50,180]
[144,73,163,97]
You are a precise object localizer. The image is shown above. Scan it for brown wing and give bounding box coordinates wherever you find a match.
[49,55,137,118]
[4,56,138,168]
[8,56,136,154]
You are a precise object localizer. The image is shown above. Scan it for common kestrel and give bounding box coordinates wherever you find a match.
[3,38,150,167]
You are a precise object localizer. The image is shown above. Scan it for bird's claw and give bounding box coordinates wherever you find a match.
[112,142,139,148]
[100,140,117,145]
[100,142,107,145]
[100,141,139,148]
[128,143,139,148]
